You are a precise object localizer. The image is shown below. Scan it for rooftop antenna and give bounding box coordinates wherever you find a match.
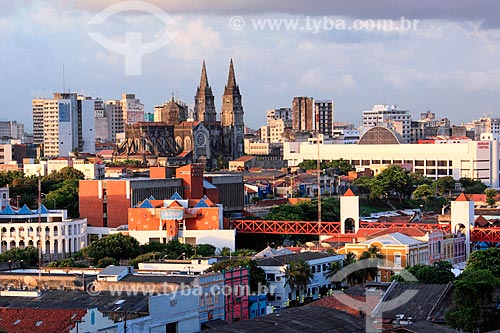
[62,62,66,93]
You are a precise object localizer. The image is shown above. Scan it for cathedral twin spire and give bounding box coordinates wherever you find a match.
[194,59,242,125]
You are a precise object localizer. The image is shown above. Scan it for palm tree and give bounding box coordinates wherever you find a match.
[325,252,366,287]
[284,260,313,303]
[359,245,384,282]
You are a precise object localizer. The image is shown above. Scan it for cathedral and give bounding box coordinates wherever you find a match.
[117,59,245,168]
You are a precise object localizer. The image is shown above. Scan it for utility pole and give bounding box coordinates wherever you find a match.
[316,115,322,242]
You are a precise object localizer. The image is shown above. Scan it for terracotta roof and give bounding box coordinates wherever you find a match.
[234,155,255,162]
[474,215,490,227]
[0,308,86,333]
[343,188,356,197]
[455,193,468,201]
[367,227,427,239]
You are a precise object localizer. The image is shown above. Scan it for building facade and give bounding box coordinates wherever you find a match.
[284,132,500,187]
[0,205,87,260]
[315,100,334,137]
[362,104,412,143]
[292,97,314,132]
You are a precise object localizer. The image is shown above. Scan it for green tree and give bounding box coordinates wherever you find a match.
[284,260,314,302]
[139,241,168,254]
[97,257,118,268]
[207,258,266,293]
[484,188,497,207]
[436,176,455,197]
[47,258,86,268]
[459,177,487,194]
[219,247,231,256]
[161,240,194,259]
[377,165,412,201]
[195,244,216,257]
[446,269,500,332]
[43,179,80,217]
[128,252,159,268]
[412,184,433,200]
[231,248,255,257]
[393,261,455,284]
[359,245,384,282]
[465,248,500,277]
[0,246,38,267]
[83,233,140,264]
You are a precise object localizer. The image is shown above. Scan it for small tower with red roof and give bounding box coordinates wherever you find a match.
[451,192,473,258]
[340,188,359,234]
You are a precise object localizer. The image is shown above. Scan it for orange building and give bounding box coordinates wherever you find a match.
[127,193,223,245]
[79,164,221,228]
[341,232,429,282]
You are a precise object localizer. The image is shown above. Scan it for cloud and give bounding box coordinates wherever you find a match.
[168,18,222,61]
[65,0,500,28]
[299,67,356,91]
[452,69,500,91]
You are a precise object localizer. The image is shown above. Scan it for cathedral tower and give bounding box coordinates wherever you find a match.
[221,59,244,159]
[194,60,217,122]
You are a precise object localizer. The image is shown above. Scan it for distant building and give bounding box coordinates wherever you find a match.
[292,97,314,132]
[32,93,100,157]
[361,104,412,143]
[0,121,24,141]
[315,99,334,137]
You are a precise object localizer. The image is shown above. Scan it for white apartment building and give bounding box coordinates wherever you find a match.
[284,128,500,187]
[24,158,105,180]
[0,205,87,260]
[362,104,412,143]
[256,252,344,310]
[32,93,99,157]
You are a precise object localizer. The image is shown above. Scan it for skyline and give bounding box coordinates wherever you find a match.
[2,1,500,131]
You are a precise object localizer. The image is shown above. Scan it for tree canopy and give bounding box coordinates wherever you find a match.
[83,233,141,264]
[297,159,354,175]
[392,261,455,284]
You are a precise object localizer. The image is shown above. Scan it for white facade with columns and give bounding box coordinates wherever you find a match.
[0,209,87,260]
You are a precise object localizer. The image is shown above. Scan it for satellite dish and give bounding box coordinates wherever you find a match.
[23,276,38,289]
[320,242,332,248]
[305,242,316,248]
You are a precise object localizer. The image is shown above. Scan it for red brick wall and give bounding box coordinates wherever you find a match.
[176,164,204,199]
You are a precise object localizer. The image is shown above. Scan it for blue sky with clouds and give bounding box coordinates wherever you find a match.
[1,0,500,130]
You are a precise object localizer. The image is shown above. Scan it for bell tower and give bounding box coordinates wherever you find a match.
[221,59,244,159]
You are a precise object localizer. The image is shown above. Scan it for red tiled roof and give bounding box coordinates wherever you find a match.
[367,227,427,239]
[0,308,86,333]
[343,188,356,197]
[475,215,490,227]
[455,193,468,201]
[308,294,381,316]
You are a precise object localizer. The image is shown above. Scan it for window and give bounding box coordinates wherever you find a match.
[394,253,402,267]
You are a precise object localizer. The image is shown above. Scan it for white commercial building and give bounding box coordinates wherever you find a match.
[284,127,500,188]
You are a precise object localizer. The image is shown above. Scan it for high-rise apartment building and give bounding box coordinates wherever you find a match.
[362,104,412,143]
[104,93,144,143]
[32,93,100,157]
[315,99,334,137]
[292,97,314,131]
[32,99,45,144]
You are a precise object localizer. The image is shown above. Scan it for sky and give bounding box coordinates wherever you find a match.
[1,0,500,131]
